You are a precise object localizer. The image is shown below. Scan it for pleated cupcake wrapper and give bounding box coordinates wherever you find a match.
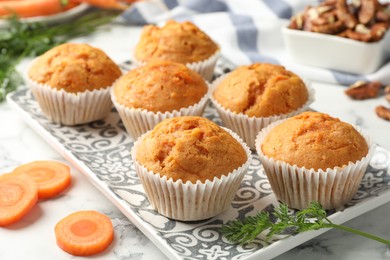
[186,50,220,82]
[132,50,220,82]
[255,119,376,210]
[209,75,315,150]
[27,77,113,126]
[131,127,252,221]
[111,87,211,141]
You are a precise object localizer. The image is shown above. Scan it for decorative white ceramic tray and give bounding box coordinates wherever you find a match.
[7,59,390,260]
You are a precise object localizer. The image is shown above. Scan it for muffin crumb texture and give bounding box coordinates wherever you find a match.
[213,63,308,117]
[113,60,207,113]
[135,20,219,64]
[261,111,368,170]
[28,43,121,93]
[136,116,247,183]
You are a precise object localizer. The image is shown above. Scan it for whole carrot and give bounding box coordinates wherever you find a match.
[0,0,74,18]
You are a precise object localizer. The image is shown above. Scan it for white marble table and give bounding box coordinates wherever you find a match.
[1,22,390,260]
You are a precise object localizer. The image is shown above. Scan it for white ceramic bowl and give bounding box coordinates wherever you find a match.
[282,26,390,75]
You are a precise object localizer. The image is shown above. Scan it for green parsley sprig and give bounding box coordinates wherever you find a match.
[0,9,121,102]
[221,202,390,246]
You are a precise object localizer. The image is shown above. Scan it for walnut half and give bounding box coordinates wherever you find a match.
[375,106,390,121]
[344,80,382,100]
[385,85,390,102]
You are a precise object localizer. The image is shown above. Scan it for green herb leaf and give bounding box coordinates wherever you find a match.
[221,211,272,244]
[221,201,390,246]
[0,9,121,102]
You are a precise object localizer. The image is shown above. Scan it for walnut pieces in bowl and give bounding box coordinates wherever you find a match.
[283,0,390,74]
[289,0,389,42]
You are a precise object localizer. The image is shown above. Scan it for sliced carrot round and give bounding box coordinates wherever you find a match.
[0,173,38,226]
[12,160,71,199]
[55,211,114,256]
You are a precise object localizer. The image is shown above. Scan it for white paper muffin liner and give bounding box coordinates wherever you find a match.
[255,119,376,210]
[26,76,113,126]
[133,50,220,82]
[209,74,315,150]
[186,50,220,82]
[131,127,252,221]
[111,87,211,141]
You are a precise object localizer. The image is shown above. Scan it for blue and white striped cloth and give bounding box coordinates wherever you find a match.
[121,0,390,86]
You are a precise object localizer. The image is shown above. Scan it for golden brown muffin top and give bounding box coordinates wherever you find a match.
[261,111,369,171]
[134,20,219,64]
[213,63,309,117]
[136,116,247,183]
[113,60,208,113]
[28,43,121,93]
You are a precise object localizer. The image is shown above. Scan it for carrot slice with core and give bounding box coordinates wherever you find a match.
[55,211,114,256]
[0,174,38,226]
[12,160,71,199]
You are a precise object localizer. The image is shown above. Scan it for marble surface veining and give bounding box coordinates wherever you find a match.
[1,23,390,260]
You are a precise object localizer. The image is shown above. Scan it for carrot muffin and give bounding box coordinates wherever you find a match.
[111,60,209,139]
[210,63,313,149]
[255,111,374,210]
[132,116,251,221]
[113,60,207,113]
[261,111,368,170]
[28,43,121,93]
[27,43,121,125]
[134,20,220,81]
[136,116,247,183]
[213,63,308,117]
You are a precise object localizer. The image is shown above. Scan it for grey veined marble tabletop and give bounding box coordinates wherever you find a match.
[1,23,390,260]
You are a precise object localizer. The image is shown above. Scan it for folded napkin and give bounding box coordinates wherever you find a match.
[121,0,390,86]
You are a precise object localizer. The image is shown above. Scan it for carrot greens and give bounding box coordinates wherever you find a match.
[221,202,390,246]
[0,9,120,102]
